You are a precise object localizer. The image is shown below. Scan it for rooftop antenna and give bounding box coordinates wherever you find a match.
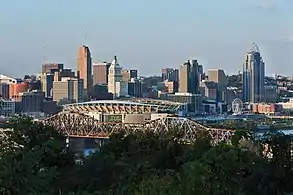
[43,40,46,64]
[84,24,87,46]
[249,41,260,53]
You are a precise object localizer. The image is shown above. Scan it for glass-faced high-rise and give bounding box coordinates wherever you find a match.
[179,60,199,94]
[242,43,265,103]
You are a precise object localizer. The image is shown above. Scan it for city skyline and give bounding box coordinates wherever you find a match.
[0,0,292,77]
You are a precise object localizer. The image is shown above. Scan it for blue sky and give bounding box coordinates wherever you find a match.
[0,0,292,77]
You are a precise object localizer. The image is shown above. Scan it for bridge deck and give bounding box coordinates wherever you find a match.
[42,112,235,144]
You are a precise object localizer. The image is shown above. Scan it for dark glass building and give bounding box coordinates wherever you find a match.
[179,60,199,94]
[242,43,265,103]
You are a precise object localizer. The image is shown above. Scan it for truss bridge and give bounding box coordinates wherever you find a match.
[43,111,235,144]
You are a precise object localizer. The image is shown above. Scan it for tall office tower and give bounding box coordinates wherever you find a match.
[179,60,199,93]
[42,63,64,74]
[108,56,128,98]
[93,62,110,85]
[179,62,190,93]
[188,60,199,93]
[207,69,228,102]
[242,42,265,103]
[52,77,83,103]
[122,69,138,82]
[77,45,92,97]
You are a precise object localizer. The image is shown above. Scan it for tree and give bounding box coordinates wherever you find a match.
[244,132,293,195]
[4,116,293,194]
[0,116,75,195]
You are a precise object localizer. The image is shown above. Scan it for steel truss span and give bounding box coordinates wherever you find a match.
[43,112,235,144]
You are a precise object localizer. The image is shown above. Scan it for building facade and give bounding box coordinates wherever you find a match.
[200,81,218,100]
[122,69,138,82]
[0,98,15,117]
[159,92,202,115]
[0,83,9,99]
[179,60,199,94]
[242,43,265,103]
[9,82,29,99]
[207,69,228,102]
[42,63,64,74]
[53,78,83,104]
[251,103,282,115]
[162,68,179,82]
[108,56,128,98]
[93,62,110,85]
[0,74,17,84]
[41,73,54,97]
[77,45,92,97]
[128,78,143,97]
[21,90,45,113]
[165,81,179,94]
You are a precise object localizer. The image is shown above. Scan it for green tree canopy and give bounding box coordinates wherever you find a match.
[2,116,293,195]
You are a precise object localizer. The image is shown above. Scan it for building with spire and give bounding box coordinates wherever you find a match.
[242,42,265,103]
[77,45,92,98]
[108,56,128,99]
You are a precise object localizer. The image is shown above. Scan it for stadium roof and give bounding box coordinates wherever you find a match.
[62,99,185,114]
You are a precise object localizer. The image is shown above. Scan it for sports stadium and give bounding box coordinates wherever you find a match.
[62,98,186,124]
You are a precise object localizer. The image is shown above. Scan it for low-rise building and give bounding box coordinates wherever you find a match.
[0,98,15,117]
[278,98,293,109]
[251,103,282,115]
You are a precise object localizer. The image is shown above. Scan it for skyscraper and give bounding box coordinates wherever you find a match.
[93,62,110,85]
[108,56,128,98]
[207,69,228,102]
[77,45,92,97]
[179,60,199,94]
[52,77,83,103]
[242,42,265,103]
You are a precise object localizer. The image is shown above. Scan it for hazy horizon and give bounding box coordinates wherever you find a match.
[1,0,292,77]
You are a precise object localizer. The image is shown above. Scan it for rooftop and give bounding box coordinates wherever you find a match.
[62,98,185,114]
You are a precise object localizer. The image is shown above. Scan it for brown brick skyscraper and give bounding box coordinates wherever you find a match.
[77,45,92,97]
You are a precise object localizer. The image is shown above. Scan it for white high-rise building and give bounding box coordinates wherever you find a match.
[108,56,128,98]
